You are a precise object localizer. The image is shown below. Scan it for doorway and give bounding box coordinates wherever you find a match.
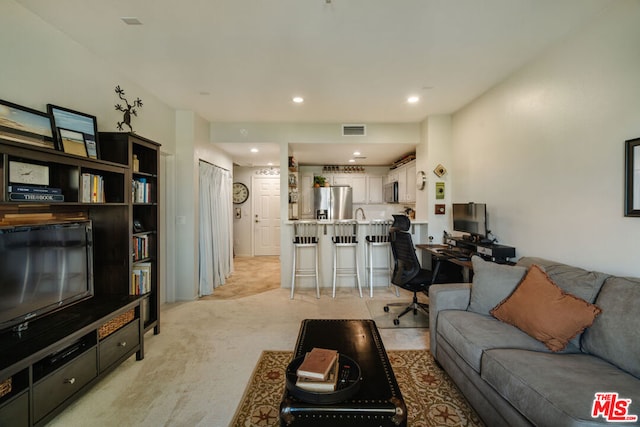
[252,175,280,256]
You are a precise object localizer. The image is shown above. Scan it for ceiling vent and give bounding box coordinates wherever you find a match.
[342,124,366,136]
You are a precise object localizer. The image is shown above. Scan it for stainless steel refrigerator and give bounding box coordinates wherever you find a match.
[314,186,353,220]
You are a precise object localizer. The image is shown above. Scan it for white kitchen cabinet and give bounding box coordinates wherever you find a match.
[391,160,416,204]
[351,176,367,204]
[367,175,383,203]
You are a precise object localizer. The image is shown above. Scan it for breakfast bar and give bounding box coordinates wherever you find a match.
[281,219,428,296]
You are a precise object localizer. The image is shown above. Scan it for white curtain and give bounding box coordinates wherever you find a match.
[198,161,233,296]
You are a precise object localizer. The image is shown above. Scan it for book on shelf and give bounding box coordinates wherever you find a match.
[9,193,64,202]
[131,262,152,295]
[7,185,62,194]
[296,355,340,392]
[132,235,150,261]
[296,347,338,381]
[81,173,105,203]
[132,178,151,203]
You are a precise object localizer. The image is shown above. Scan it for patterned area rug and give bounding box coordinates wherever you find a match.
[231,350,484,427]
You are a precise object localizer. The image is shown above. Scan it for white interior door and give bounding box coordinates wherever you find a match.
[253,176,280,256]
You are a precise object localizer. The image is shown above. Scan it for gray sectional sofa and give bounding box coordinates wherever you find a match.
[429,256,640,426]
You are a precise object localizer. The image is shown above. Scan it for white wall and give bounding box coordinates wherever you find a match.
[173,112,233,300]
[0,1,175,153]
[419,115,454,243]
[451,0,640,276]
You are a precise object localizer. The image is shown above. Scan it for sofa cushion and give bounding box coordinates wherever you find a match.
[582,276,640,378]
[482,349,640,427]
[437,309,579,373]
[516,257,609,303]
[491,265,602,352]
[467,256,527,316]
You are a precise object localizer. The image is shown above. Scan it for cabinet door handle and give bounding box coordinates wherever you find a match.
[118,341,127,347]
[64,377,76,385]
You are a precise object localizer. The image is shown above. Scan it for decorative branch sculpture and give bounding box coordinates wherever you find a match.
[114,85,143,132]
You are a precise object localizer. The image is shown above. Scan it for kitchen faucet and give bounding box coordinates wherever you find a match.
[355,207,366,220]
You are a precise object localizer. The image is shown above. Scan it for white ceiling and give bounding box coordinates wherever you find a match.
[16,0,613,166]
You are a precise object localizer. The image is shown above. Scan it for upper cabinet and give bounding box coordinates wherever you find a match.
[389,160,416,204]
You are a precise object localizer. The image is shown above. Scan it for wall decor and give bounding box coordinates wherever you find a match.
[114,85,143,132]
[625,137,640,216]
[0,99,56,149]
[47,104,99,157]
[435,182,445,199]
[433,164,447,177]
[58,128,88,157]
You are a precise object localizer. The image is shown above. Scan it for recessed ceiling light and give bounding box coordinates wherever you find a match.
[121,17,143,25]
[348,159,355,163]
[267,162,273,166]
[407,96,420,104]
[353,151,361,156]
[292,96,304,103]
[250,148,259,153]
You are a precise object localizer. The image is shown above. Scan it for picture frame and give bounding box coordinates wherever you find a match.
[0,99,56,150]
[624,137,640,217]
[47,104,99,158]
[57,127,88,157]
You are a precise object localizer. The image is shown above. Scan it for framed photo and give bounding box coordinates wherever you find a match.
[0,99,56,149]
[58,127,88,157]
[47,104,99,158]
[625,137,640,217]
[84,134,98,159]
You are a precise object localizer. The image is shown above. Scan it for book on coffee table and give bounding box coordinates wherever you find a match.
[296,357,340,392]
[296,347,338,380]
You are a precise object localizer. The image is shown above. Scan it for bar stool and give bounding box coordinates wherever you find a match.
[331,220,362,298]
[364,219,397,298]
[290,221,320,299]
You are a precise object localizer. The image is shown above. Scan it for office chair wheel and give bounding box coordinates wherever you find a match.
[384,306,390,312]
[393,318,400,325]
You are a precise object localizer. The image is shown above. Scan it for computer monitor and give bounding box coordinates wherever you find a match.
[452,203,487,238]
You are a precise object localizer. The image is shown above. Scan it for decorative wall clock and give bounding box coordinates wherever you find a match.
[416,170,426,190]
[233,182,249,204]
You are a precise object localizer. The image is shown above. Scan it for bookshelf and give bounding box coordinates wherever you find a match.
[99,132,160,334]
[0,131,160,426]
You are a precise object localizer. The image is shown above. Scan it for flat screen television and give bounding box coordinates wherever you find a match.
[452,203,487,238]
[0,220,94,332]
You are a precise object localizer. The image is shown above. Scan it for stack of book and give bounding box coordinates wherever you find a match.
[132,235,149,261]
[8,185,64,202]
[132,178,150,203]
[295,347,340,392]
[81,173,105,203]
[131,262,151,295]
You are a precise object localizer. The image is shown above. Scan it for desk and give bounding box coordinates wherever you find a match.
[416,244,473,283]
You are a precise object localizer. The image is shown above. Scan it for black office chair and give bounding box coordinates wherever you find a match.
[384,214,432,325]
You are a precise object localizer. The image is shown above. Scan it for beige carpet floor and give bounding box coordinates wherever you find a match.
[47,257,432,426]
[232,350,484,427]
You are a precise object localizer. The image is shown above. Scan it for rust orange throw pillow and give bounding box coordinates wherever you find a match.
[490,264,602,352]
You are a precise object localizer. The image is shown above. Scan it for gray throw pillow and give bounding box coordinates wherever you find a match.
[468,256,527,316]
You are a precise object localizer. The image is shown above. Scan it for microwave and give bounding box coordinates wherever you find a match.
[384,181,399,203]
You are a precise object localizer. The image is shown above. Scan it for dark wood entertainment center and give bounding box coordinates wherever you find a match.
[0,132,160,426]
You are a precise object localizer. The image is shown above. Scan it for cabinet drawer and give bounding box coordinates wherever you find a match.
[99,320,140,372]
[0,391,28,427]
[33,348,97,422]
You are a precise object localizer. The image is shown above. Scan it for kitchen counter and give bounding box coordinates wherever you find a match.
[281,219,429,295]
